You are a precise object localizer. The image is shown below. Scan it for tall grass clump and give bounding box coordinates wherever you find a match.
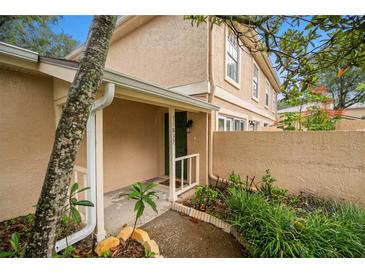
[224,186,365,258]
[224,187,309,257]
[300,212,365,257]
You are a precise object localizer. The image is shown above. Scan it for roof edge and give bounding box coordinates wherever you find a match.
[0,42,38,63]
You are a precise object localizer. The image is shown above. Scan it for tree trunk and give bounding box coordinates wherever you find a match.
[25,15,117,258]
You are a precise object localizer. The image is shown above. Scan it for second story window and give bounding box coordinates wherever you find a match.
[265,80,270,108]
[226,31,239,83]
[252,64,259,100]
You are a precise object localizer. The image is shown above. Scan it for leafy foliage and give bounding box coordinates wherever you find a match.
[277,112,299,131]
[0,232,25,258]
[187,16,365,101]
[128,182,159,243]
[144,247,156,258]
[223,171,365,257]
[317,67,365,109]
[303,106,340,131]
[192,185,219,210]
[62,182,94,226]
[0,16,78,57]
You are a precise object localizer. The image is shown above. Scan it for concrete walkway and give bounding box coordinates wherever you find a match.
[142,210,247,258]
[104,182,171,236]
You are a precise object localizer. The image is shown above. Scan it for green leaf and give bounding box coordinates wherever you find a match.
[132,182,143,193]
[128,190,139,200]
[10,233,20,251]
[135,200,145,219]
[74,186,90,195]
[146,191,159,200]
[70,206,81,224]
[70,183,79,195]
[144,182,157,192]
[143,196,158,214]
[73,200,94,207]
[70,197,78,205]
[0,251,13,258]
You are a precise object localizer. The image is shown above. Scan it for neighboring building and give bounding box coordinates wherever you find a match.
[278,102,365,120]
[0,16,280,246]
[68,16,281,131]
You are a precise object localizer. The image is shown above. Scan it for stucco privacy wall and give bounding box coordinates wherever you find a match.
[0,69,55,221]
[213,131,365,206]
[105,16,208,88]
[102,98,165,193]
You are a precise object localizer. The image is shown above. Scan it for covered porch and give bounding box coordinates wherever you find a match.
[54,70,218,251]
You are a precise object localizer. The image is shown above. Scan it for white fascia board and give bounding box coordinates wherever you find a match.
[0,42,38,63]
[169,81,210,96]
[218,107,249,120]
[215,86,276,120]
[103,69,219,111]
[36,57,219,112]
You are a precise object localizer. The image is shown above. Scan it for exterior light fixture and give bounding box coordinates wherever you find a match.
[186,119,193,133]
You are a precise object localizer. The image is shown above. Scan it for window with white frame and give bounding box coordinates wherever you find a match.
[226,31,239,83]
[218,115,246,131]
[252,64,259,100]
[265,80,270,108]
[218,117,225,131]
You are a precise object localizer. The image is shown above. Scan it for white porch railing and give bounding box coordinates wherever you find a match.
[174,153,199,197]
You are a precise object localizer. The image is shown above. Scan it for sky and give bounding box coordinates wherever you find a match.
[52,15,326,94]
[51,16,93,45]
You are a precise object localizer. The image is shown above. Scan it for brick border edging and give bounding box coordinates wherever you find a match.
[171,203,248,248]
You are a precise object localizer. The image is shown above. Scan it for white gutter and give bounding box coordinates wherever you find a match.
[55,82,115,252]
[207,20,219,183]
[0,42,38,62]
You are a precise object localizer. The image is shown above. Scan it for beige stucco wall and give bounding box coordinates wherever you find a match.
[336,119,365,130]
[0,68,55,221]
[187,112,209,185]
[102,98,165,193]
[213,131,365,207]
[105,16,209,88]
[211,24,277,123]
[344,108,365,119]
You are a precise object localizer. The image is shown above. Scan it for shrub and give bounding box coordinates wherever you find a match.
[224,186,365,258]
[224,187,309,257]
[300,213,365,257]
[192,185,219,210]
[258,170,287,202]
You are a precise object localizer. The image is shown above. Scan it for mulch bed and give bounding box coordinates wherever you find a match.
[183,197,229,219]
[112,239,144,258]
[0,214,147,258]
[0,214,33,253]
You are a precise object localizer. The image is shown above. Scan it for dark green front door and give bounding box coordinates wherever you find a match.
[164,111,187,178]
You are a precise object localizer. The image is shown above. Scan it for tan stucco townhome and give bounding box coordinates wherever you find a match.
[68,16,281,131]
[0,15,280,247]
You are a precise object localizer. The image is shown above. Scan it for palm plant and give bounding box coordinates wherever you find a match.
[127,182,159,243]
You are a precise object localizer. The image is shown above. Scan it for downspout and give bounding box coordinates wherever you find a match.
[55,82,115,252]
[207,19,219,183]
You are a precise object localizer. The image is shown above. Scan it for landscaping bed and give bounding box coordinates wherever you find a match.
[183,170,365,258]
[0,215,156,258]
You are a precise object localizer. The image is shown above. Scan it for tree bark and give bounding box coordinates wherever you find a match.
[25,15,117,258]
